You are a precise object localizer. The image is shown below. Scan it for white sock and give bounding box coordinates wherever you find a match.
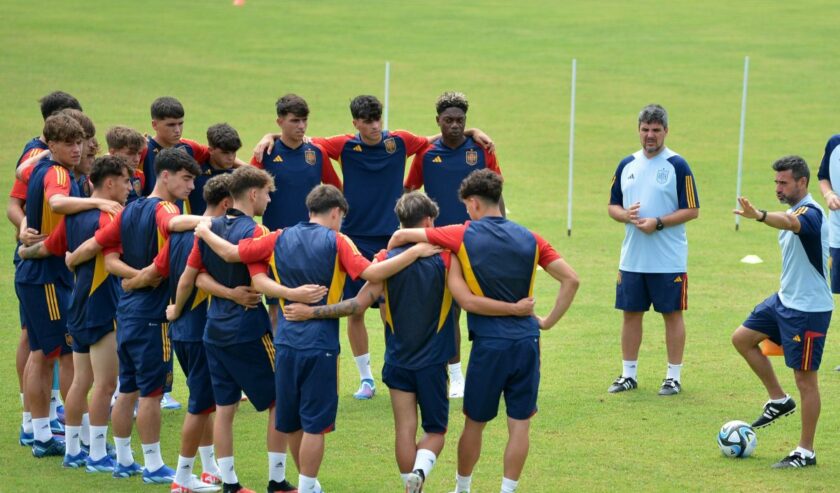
[114,436,134,466]
[65,425,82,456]
[456,473,472,492]
[400,473,409,486]
[142,441,164,472]
[218,456,238,484]
[298,474,317,493]
[501,477,519,493]
[32,417,52,442]
[175,455,195,486]
[413,448,437,479]
[770,394,790,404]
[20,392,24,407]
[448,362,464,381]
[22,411,33,432]
[622,360,638,380]
[80,413,91,446]
[49,390,59,420]
[355,354,373,381]
[666,362,682,382]
[89,425,109,461]
[268,452,287,482]
[795,446,815,458]
[199,445,221,475]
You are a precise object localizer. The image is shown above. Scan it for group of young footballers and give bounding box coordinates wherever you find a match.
[8,90,579,493]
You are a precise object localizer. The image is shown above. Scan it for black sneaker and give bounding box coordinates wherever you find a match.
[772,451,816,469]
[752,396,796,428]
[267,479,298,492]
[658,378,681,396]
[223,482,250,493]
[607,376,637,393]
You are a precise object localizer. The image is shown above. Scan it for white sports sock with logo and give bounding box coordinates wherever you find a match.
[80,413,91,446]
[33,417,52,442]
[142,441,164,472]
[666,362,682,382]
[268,452,287,482]
[622,360,638,380]
[413,449,437,480]
[199,445,221,475]
[175,455,195,486]
[218,456,238,484]
[22,411,33,433]
[89,425,108,461]
[355,354,373,381]
[114,436,134,466]
[65,425,82,456]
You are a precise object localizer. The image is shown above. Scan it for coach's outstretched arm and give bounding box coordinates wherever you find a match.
[734,196,802,232]
[535,258,579,330]
[447,256,535,317]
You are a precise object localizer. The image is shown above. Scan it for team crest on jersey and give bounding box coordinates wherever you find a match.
[65,333,73,347]
[304,148,316,165]
[384,138,396,154]
[656,168,669,184]
[466,149,478,166]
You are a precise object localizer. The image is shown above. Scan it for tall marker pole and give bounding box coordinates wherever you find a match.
[735,56,749,231]
[567,59,577,236]
[383,61,391,131]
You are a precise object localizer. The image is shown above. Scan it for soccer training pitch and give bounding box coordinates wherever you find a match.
[2,1,840,491]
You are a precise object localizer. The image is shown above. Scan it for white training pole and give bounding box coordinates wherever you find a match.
[735,56,749,231]
[383,61,391,131]
[567,59,577,237]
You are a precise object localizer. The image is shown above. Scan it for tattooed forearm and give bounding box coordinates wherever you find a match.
[312,299,360,318]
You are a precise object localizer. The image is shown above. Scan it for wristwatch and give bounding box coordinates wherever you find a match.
[655,217,664,231]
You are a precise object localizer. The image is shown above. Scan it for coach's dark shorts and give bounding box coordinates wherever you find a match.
[116,318,173,397]
[383,362,448,434]
[464,337,540,422]
[743,293,831,371]
[275,345,338,435]
[69,320,115,354]
[16,281,72,357]
[830,248,840,294]
[172,340,216,414]
[342,235,390,305]
[615,270,687,313]
[205,333,275,411]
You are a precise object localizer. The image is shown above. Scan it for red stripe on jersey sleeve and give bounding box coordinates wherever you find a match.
[154,237,171,277]
[186,236,204,270]
[336,233,372,280]
[312,135,353,162]
[373,249,388,263]
[99,212,121,255]
[484,149,502,175]
[155,201,181,238]
[10,178,28,200]
[44,166,71,201]
[94,209,123,251]
[238,230,279,265]
[318,146,342,189]
[250,155,265,169]
[440,250,452,270]
[425,224,468,253]
[404,144,430,190]
[183,139,209,163]
[391,130,428,157]
[532,232,561,267]
[43,217,68,256]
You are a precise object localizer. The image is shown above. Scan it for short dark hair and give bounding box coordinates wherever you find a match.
[227,165,275,199]
[772,155,810,185]
[306,184,348,215]
[350,95,382,121]
[459,169,503,204]
[59,109,96,139]
[395,192,439,228]
[638,104,668,128]
[106,126,146,152]
[436,91,469,115]
[154,147,201,177]
[206,123,242,152]
[151,96,184,120]
[39,91,82,120]
[90,155,130,188]
[276,94,309,118]
[203,174,232,208]
[43,113,85,143]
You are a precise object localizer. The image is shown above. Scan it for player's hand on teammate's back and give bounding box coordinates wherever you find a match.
[194,220,211,238]
[97,199,123,216]
[283,303,314,321]
[252,133,276,162]
[471,129,495,154]
[286,284,328,304]
[65,251,76,272]
[18,227,46,246]
[165,304,179,321]
[511,297,536,317]
[409,242,443,258]
[230,285,261,308]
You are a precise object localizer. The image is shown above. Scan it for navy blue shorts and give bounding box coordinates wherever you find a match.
[172,340,216,414]
[16,281,72,357]
[383,362,448,434]
[342,235,389,305]
[18,302,28,331]
[116,318,173,397]
[274,345,338,434]
[70,321,115,354]
[205,333,276,411]
[830,248,840,294]
[615,270,687,313]
[743,293,831,371]
[464,337,540,422]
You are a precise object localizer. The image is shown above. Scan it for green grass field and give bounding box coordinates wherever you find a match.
[3,1,840,491]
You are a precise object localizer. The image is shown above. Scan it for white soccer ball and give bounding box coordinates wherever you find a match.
[717,420,757,458]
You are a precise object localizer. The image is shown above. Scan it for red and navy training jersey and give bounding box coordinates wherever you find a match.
[314,130,427,237]
[253,139,342,230]
[15,160,80,286]
[185,159,233,215]
[239,222,370,351]
[188,210,270,346]
[94,197,181,323]
[405,137,502,226]
[426,217,561,340]
[155,230,207,342]
[9,137,49,201]
[375,246,456,369]
[44,210,120,331]
[140,136,208,199]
